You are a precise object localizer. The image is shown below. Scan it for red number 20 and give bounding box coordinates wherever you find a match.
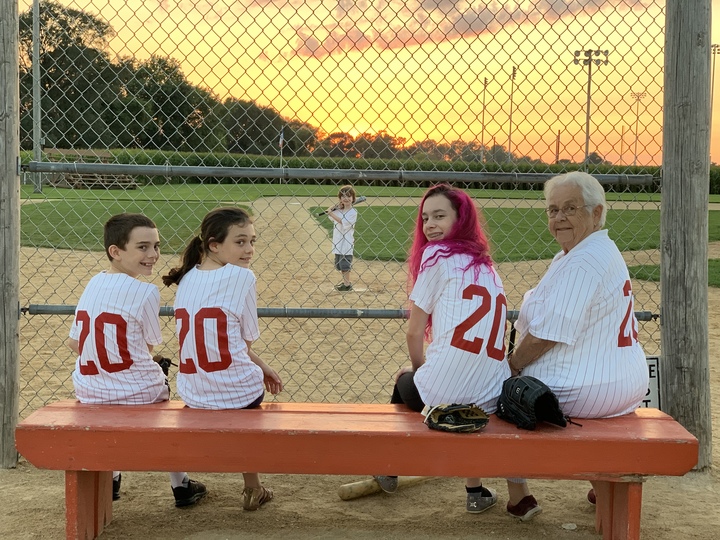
[76,310,133,375]
[617,280,639,347]
[175,307,233,374]
[450,285,507,361]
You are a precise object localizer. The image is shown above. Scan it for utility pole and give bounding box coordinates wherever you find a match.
[507,67,517,162]
[481,77,487,163]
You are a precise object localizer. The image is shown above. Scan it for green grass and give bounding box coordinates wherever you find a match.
[20,183,720,262]
[21,200,244,253]
[629,260,720,288]
[315,207,720,263]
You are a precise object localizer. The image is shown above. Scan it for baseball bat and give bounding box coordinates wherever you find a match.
[337,476,435,501]
[318,195,367,216]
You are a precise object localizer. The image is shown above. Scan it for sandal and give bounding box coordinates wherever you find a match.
[242,485,274,511]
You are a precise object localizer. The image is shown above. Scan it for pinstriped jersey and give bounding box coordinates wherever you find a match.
[410,245,511,412]
[331,207,357,255]
[516,230,648,418]
[70,272,166,405]
[173,264,263,409]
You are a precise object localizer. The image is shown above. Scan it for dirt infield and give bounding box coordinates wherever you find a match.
[3,197,719,538]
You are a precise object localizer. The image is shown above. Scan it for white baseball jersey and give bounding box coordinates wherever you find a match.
[516,230,648,418]
[410,245,511,412]
[70,272,167,405]
[330,207,357,256]
[173,264,264,409]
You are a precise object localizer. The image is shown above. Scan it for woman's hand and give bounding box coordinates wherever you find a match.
[394,365,414,382]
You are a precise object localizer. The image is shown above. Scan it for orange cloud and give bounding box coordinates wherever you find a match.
[288,0,653,59]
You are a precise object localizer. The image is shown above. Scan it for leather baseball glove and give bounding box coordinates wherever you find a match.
[496,375,568,430]
[423,403,490,433]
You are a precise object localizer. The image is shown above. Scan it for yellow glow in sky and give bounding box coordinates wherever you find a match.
[18,0,720,165]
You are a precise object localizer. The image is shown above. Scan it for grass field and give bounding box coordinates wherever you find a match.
[20,185,720,286]
[628,260,720,288]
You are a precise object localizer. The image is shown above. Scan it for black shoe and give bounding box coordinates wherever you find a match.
[112,474,121,501]
[173,479,207,508]
[334,283,353,292]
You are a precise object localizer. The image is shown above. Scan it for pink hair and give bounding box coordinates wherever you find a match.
[407,184,494,337]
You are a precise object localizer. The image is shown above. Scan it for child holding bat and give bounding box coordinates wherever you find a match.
[67,213,207,507]
[163,207,283,511]
[326,184,358,291]
[375,184,539,520]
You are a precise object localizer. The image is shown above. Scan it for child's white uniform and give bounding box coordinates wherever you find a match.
[173,264,264,409]
[516,230,648,418]
[331,207,357,256]
[70,272,166,405]
[410,245,511,412]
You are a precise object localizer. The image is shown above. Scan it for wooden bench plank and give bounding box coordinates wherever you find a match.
[16,400,698,479]
[14,400,698,540]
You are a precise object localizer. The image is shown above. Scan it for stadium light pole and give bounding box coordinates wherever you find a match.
[573,49,609,165]
[508,66,517,161]
[631,91,646,166]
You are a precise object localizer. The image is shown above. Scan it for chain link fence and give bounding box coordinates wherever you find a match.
[18,0,665,416]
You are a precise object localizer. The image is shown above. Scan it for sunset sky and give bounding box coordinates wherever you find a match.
[20,0,720,165]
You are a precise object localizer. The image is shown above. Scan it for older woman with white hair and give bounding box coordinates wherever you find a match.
[507,171,649,512]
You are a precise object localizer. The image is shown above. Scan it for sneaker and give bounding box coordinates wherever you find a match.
[112,474,121,501]
[243,485,273,511]
[507,495,542,521]
[173,479,207,508]
[334,283,353,292]
[587,488,596,505]
[466,487,497,514]
[373,476,398,494]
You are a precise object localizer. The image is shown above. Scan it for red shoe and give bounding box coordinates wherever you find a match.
[507,495,542,521]
[587,488,596,505]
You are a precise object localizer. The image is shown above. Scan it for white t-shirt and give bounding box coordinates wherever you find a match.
[70,272,167,405]
[410,245,511,412]
[330,207,357,256]
[173,264,264,409]
[516,230,648,418]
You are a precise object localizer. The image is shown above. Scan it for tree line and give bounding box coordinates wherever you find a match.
[20,1,604,166]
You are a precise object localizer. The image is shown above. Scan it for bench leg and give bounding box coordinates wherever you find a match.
[65,471,113,540]
[591,480,642,540]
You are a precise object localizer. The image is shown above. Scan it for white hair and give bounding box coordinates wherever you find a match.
[544,171,608,227]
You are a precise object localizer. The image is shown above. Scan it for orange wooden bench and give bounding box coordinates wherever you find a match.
[15,400,697,540]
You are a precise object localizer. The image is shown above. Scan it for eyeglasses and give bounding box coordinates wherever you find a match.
[544,204,593,218]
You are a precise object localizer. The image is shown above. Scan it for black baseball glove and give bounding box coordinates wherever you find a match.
[496,375,567,430]
[152,355,176,377]
[423,403,490,433]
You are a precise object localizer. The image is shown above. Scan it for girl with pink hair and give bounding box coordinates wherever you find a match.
[375,184,540,521]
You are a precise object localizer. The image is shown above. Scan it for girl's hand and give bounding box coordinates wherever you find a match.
[394,365,414,382]
[261,363,284,395]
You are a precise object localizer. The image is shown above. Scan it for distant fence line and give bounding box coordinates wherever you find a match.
[26,162,656,186]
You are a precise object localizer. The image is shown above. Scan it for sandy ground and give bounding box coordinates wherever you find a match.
[2,196,718,539]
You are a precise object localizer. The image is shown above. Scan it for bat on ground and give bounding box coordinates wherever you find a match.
[337,476,436,501]
[318,195,367,216]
